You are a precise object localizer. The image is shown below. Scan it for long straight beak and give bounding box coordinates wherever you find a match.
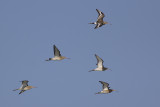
[113,90,118,92]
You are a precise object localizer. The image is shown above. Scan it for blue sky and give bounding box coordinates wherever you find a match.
[0,0,160,107]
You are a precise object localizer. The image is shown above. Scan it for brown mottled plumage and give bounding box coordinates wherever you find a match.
[89,9,109,29]
[96,81,115,94]
[13,80,36,94]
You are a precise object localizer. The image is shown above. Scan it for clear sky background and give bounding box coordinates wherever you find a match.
[0,0,160,107]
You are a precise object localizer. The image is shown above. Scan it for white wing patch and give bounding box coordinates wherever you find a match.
[103,87,109,91]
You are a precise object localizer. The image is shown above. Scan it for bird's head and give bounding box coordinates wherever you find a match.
[111,89,117,92]
[104,67,108,71]
[104,67,112,71]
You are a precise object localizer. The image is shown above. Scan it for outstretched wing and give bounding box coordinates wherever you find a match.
[54,45,61,57]
[99,81,109,90]
[22,80,28,86]
[96,9,105,21]
[19,90,26,94]
[20,80,29,90]
[94,23,103,29]
[95,54,104,68]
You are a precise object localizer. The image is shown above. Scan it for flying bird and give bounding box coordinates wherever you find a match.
[89,54,111,72]
[96,81,116,94]
[46,45,69,61]
[13,80,36,94]
[89,9,109,29]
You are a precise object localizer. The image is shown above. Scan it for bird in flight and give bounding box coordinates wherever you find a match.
[46,45,69,61]
[89,54,111,72]
[89,9,109,29]
[96,81,116,94]
[13,80,36,94]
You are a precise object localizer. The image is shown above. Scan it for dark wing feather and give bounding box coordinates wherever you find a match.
[94,24,99,29]
[22,80,28,86]
[96,9,101,16]
[54,45,61,57]
[99,81,109,89]
[94,23,103,29]
[94,23,99,29]
[96,9,105,21]
[99,24,103,28]
[20,80,28,90]
[95,54,104,65]
[19,90,26,94]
